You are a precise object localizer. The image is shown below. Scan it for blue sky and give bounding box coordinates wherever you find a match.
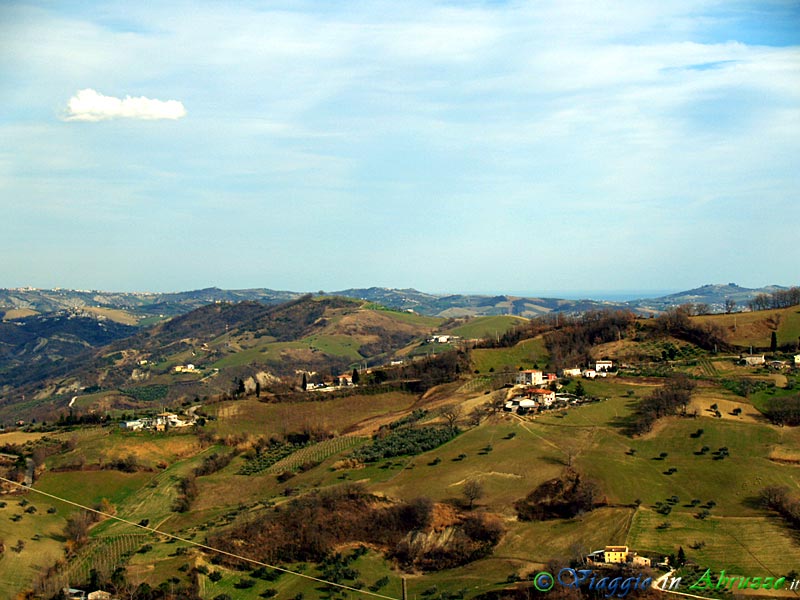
[0,1,798,295]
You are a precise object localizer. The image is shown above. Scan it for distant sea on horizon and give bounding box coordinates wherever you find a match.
[480,290,679,302]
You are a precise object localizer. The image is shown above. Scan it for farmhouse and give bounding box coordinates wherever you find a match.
[743,355,766,366]
[516,369,543,386]
[795,354,800,367]
[173,364,197,373]
[582,369,597,379]
[595,360,613,372]
[587,546,652,568]
[336,373,354,386]
[561,367,582,378]
[528,388,555,406]
[428,335,459,344]
[604,546,630,563]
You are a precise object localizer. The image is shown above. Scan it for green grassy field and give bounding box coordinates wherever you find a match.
[471,337,549,373]
[6,374,800,598]
[447,316,528,340]
[36,470,155,517]
[0,492,66,598]
[307,334,365,361]
[627,509,800,575]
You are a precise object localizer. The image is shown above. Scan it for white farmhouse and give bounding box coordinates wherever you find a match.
[516,370,543,386]
[743,355,766,366]
[595,360,613,372]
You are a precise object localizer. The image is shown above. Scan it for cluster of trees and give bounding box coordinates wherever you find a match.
[394,512,504,571]
[351,425,459,463]
[759,485,800,530]
[193,451,234,477]
[209,484,503,572]
[544,310,637,370]
[119,384,169,402]
[367,350,470,390]
[653,306,729,351]
[749,287,800,311]
[761,395,800,426]
[172,474,198,513]
[514,469,602,521]
[55,411,110,426]
[475,310,637,371]
[629,376,696,435]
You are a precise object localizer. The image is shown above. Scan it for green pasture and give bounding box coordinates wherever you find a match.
[447,316,528,340]
[533,395,796,517]
[373,420,565,513]
[0,492,67,598]
[471,337,549,373]
[307,334,365,361]
[628,509,800,574]
[377,310,443,328]
[35,470,154,517]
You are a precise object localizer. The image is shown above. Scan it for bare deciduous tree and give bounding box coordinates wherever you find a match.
[462,479,484,509]
[441,405,463,431]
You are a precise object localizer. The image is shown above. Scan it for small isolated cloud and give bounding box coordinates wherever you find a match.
[64,89,186,122]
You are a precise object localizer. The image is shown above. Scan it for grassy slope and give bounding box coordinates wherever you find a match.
[695,306,800,348]
[0,498,65,597]
[447,316,528,340]
[471,337,549,373]
[207,392,418,438]
[6,375,800,596]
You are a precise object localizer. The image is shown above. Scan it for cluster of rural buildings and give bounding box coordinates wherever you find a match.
[503,361,614,414]
[119,412,194,432]
[587,545,653,568]
[742,354,800,369]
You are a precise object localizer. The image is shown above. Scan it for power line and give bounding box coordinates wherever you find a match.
[0,476,399,600]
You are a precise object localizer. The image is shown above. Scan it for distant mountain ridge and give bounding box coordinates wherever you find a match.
[1,283,793,322]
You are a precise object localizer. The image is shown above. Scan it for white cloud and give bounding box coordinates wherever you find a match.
[64,89,186,122]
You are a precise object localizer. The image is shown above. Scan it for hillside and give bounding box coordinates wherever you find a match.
[0,297,446,423]
[1,298,800,598]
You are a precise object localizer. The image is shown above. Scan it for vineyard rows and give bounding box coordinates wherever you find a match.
[37,534,150,596]
[267,436,368,473]
[238,442,310,475]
